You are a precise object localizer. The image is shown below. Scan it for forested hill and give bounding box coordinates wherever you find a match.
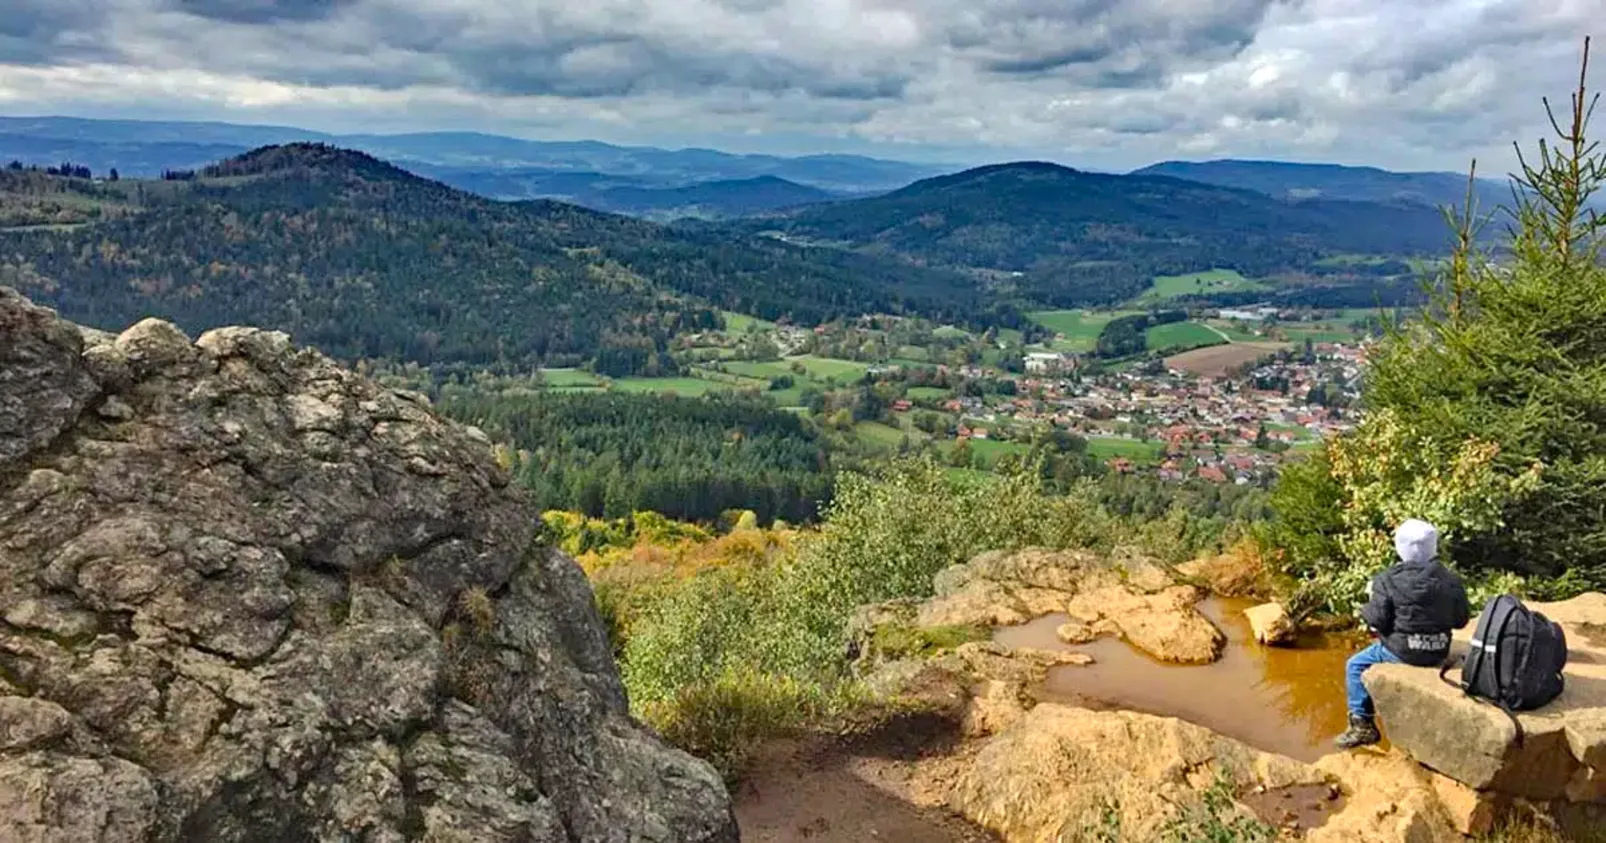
[0,144,989,374]
[730,161,1457,305]
[1132,159,1513,211]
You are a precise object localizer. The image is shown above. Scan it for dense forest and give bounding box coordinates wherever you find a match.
[729,161,1459,307]
[0,144,998,374]
[438,390,834,524]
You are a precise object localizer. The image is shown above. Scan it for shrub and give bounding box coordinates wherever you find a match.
[639,667,859,781]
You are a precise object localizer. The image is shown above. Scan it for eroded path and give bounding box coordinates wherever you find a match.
[734,716,998,842]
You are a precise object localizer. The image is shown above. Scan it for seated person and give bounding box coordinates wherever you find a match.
[1336,519,1472,749]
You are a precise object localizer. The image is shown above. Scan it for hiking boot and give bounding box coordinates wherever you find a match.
[1334,714,1381,749]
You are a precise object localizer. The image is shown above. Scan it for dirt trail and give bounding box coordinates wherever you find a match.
[733,716,998,842]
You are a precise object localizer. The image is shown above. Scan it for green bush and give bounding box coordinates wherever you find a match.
[640,667,857,781]
[615,456,1255,776]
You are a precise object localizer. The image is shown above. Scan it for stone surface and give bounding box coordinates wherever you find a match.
[950,704,1332,842]
[1065,584,1226,664]
[1244,602,1297,646]
[0,288,736,842]
[1307,750,1460,843]
[900,547,1225,664]
[1364,592,1606,802]
[1428,770,1503,836]
[1176,552,1267,598]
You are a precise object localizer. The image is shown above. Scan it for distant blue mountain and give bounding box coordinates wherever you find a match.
[0,116,943,193]
[1132,159,1518,213]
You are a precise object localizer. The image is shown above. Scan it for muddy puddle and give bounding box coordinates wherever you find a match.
[993,597,1366,762]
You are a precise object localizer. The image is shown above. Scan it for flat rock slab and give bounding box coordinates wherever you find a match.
[1364,593,1606,801]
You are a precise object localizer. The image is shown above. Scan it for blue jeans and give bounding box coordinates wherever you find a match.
[1346,641,1402,718]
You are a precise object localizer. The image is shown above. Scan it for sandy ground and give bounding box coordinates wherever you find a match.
[733,715,998,843]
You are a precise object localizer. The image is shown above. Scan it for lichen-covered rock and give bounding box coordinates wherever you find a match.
[0,289,736,842]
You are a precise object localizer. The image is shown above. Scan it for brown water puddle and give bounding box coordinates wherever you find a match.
[993,597,1367,763]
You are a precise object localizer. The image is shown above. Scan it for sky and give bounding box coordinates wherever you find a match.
[0,0,1596,173]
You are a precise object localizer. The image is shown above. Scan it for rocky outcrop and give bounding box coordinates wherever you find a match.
[0,289,735,841]
[948,704,1463,843]
[899,548,1224,664]
[1308,750,1460,843]
[1064,584,1225,664]
[1365,592,1606,805]
[1244,602,1296,646]
[950,705,1324,840]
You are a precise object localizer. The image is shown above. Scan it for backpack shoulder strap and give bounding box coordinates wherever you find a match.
[1462,596,1507,690]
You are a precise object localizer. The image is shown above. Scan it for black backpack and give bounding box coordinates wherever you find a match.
[1442,595,1568,729]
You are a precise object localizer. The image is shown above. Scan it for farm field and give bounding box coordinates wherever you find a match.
[907,386,952,401]
[1138,269,1268,303]
[539,368,605,388]
[721,310,778,334]
[959,438,1031,468]
[609,377,731,396]
[1164,342,1288,376]
[1201,319,1267,342]
[1086,436,1165,463]
[852,421,911,450]
[789,355,873,382]
[1145,321,1227,354]
[1025,309,1132,353]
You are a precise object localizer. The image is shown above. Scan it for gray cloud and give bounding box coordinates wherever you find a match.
[0,0,1594,171]
[169,0,358,24]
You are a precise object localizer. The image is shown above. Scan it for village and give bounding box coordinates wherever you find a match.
[896,336,1367,485]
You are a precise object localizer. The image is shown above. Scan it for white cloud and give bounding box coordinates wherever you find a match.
[0,0,1594,171]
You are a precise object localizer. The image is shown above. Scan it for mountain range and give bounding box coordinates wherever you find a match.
[0,115,1537,221]
[0,139,1483,374]
[726,161,1453,306]
[0,143,987,375]
[1134,159,1516,214]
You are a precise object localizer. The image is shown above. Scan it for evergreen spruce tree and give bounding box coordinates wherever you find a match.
[1270,39,1606,597]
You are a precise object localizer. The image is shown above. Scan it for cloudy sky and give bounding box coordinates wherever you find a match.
[0,0,1595,172]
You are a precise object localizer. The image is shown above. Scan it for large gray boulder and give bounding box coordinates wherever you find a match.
[1364,593,1606,803]
[0,288,736,841]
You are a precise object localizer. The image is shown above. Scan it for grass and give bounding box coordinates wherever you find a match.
[853,421,910,450]
[790,355,872,382]
[722,311,777,334]
[907,387,951,402]
[1201,319,1266,342]
[894,345,931,362]
[868,622,989,661]
[933,325,972,340]
[963,438,1032,467]
[1146,321,1228,353]
[719,360,796,380]
[540,368,605,387]
[1139,269,1268,303]
[611,377,732,396]
[1086,436,1165,464]
[722,355,871,385]
[1025,309,1125,352]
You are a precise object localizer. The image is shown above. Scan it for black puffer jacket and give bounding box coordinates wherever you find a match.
[1361,559,1473,666]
